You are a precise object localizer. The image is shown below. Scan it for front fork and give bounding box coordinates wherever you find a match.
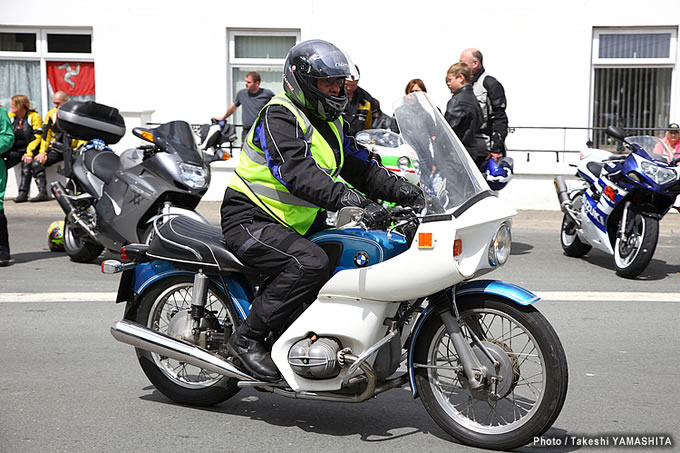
[617,201,632,242]
[437,290,500,393]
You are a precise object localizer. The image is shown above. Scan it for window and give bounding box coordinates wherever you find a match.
[0,28,95,117]
[591,28,677,148]
[227,30,299,141]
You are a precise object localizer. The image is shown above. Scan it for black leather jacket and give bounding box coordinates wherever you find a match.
[444,85,487,162]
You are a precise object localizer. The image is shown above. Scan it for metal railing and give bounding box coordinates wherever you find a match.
[507,126,672,163]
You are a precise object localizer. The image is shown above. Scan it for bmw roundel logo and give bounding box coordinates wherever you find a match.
[354,251,370,268]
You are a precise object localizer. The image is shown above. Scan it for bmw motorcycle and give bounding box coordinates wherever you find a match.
[555,126,680,278]
[104,92,568,451]
[51,101,214,263]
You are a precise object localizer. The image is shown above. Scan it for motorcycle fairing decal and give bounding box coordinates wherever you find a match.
[584,194,607,232]
[407,281,539,398]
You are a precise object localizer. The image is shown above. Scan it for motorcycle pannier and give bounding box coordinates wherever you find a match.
[56,100,126,144]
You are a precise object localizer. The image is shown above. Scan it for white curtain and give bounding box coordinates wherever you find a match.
[0,60,42,116]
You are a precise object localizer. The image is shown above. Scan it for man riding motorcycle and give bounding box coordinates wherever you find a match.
[220,39,424,381]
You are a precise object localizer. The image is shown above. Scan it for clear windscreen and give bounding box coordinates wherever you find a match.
[393,92,489,213]
[153,121,202,163]
[626,135,674,164]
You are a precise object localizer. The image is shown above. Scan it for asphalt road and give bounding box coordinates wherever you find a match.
[1,201,679,452]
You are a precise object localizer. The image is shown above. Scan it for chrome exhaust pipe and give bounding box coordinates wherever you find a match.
[553,176,570,209]
[51,181,99,241]
[553,176,582,227]
[110,320,254,381]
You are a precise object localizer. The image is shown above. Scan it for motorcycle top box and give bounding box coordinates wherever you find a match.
[56,100,126,144]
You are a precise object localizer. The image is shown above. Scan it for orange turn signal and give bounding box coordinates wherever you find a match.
[453,239,462,257]
[141,130,154,142]
[418,232,433,248]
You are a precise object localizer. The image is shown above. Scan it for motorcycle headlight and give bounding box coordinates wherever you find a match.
[398,156,411,173]
[412,159,420,174]
[179,163,207,189]
[488,222,512,267]
[640,161,676,185]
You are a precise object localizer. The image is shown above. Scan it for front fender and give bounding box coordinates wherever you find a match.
[407,280,539,398]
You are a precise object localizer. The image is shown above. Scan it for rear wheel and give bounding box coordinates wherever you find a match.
[134,275,240,406]
[560,195,591,257]
[614,213,658,279]
[63,217,104,262]
[414,296,568,450]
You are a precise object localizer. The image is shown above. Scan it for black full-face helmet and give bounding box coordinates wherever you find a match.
[283,39,358,121]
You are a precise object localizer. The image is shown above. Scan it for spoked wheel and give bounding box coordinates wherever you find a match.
[614,213,658,279]
[63,216,104,262]
[135,276,240,406]
[560,195,591,257]
[414,296,568,451]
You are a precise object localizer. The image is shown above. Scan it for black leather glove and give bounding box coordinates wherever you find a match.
[360,200,390,229]
[396,182,425,210]
[491,132,505,155]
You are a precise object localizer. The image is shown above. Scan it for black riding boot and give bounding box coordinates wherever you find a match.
[228,323,280,382]
[14,161,32,203]
[29,161,49,202]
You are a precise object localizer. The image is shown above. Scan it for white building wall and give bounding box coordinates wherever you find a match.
[2,0,679,208]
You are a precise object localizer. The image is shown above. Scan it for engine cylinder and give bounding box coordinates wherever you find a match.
[288,337,342,379]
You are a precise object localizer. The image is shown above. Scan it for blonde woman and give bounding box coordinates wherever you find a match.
[7,95,43,202]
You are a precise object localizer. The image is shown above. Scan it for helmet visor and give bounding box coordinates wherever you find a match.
[308,50,359,79]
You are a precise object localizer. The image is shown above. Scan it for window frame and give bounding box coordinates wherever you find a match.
[226,29,299,105]
[592,27,677,67]
[0,26,94,115]
[589,26,679,134]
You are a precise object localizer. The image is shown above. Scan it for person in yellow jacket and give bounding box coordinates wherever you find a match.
[220,39,424,381]
[30,91,85,202]
[6,95,43,203]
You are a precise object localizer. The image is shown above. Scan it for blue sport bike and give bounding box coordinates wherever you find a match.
[555,126,680,278]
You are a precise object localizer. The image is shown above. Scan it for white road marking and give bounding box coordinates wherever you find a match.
[535,291,680,302]
[0,292,117,303]
[1,291,679,303]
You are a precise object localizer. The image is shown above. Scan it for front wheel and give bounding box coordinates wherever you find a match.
[414,296,568,451]
[63,217,104,262]
[134,275,240,406]
[614,213,658,279]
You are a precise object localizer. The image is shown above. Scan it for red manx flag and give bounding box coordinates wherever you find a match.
[47,61,96,96]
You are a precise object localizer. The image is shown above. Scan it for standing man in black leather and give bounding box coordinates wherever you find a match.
[460,48,509,162]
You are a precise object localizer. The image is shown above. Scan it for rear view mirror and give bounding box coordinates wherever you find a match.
[605,126,626,141]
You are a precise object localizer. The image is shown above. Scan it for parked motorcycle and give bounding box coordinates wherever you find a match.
[555,126,680,278]
[104,92,568,451]
[51,100,214,263]
[355,128,420,184]
[196,118,237,159]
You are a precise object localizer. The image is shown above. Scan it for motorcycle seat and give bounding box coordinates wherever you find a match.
[147,215,257,274]
[84,149,121,184]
